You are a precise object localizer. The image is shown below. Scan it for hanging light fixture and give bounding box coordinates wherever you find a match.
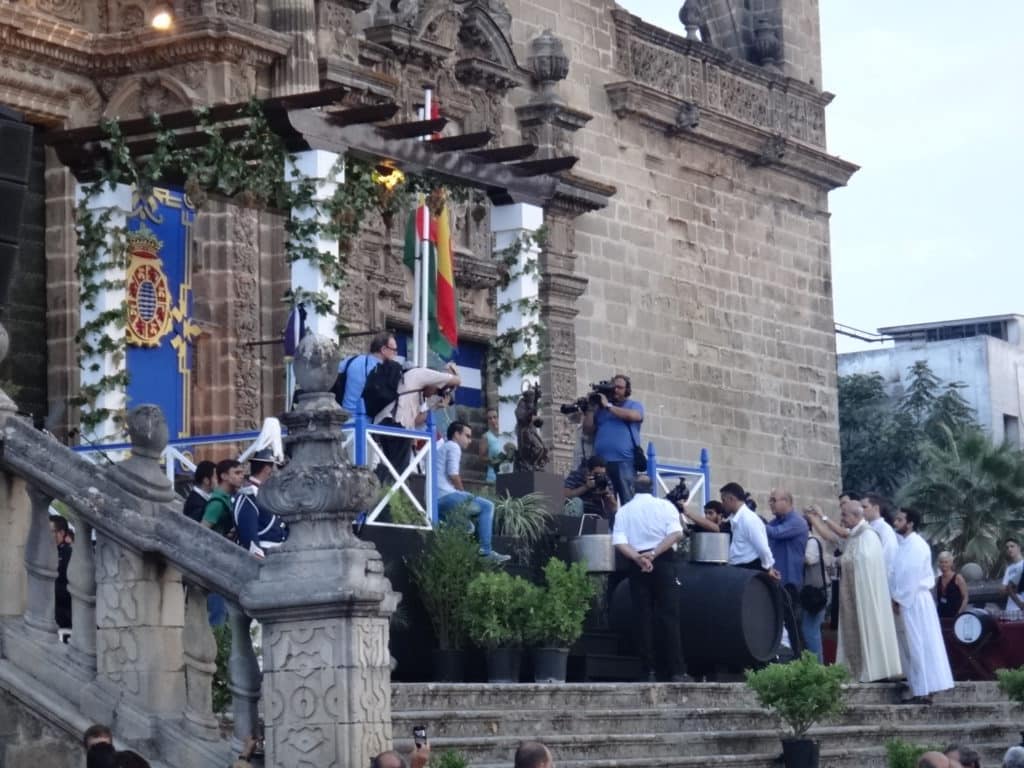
[147,1,174,31]
[372,165,405,191]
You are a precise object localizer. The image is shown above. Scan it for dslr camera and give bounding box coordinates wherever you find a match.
[591,472,610,492]
[559,380,618,415]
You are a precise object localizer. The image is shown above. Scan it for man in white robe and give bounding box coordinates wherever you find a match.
[863,493,899,584]
[835,500,902,682]
[891,507,954,702]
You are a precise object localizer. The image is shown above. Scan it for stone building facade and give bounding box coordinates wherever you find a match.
[0,0,855,505]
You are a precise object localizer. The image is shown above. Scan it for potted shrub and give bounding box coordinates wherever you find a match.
[745,651,848,768]
[524,558,595,682]
[489,490,553,565]
[996,666,1024,745]
[409,522,492,681]
[464,571,539,682]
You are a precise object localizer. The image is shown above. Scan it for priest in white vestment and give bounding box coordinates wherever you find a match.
[835,500,902,682]
[891,507,954,701]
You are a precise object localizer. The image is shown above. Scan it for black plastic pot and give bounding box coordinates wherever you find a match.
[532,647,568,683]
[485,647,522,683]
[432,649,465,682]
[781,738,819,768]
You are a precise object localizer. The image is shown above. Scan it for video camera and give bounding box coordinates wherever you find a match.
[559,380,618,415]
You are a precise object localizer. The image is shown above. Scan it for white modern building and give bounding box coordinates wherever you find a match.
[838,315,1024,447]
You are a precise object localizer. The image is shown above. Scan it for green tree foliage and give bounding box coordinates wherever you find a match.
[523,558,595,648]
[838,361,976,495]
[898,427,1024,575]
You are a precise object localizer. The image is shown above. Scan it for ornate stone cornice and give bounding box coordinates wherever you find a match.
[0,9,289,75]
[550,172,616,218]
[605,79,857,189]
[610,8,833,151]
[454,251,500,290]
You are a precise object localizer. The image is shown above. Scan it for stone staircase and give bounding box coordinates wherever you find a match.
[391,682,1023,768]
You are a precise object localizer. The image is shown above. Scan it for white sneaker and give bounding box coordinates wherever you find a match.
[481,550,511,563]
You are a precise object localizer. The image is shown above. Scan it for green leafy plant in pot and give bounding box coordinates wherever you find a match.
[996,666,1024,745]
[409,521,493,681]
[464,570,539,682]
[489,490,553,565]
[745,651,848,768]
[524,558,595,682]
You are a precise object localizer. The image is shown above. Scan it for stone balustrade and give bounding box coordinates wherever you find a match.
[0,334,396,767]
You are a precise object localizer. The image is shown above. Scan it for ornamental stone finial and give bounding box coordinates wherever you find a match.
[679,0,704,39]
[114,404,176,501]
[527,29,569,105]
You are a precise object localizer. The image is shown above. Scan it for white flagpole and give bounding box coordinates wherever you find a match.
[418,87,434,368]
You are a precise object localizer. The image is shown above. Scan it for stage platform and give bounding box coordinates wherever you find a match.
[391,681,1021,768]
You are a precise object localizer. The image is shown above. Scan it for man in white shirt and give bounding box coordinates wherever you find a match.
[436,421,509,563]
[863,492,898,584]
[612,474,687,682]
[720,482,780,581]
[1002,538,1024,613]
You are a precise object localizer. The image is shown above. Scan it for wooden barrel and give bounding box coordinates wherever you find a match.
[611,561,784,668]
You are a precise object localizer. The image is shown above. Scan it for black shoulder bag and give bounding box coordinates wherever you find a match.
[799,538,828,614]
[627,423,647,474]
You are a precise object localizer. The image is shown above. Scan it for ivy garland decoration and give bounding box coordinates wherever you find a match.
[489,226,548,390]
[72,99,464,436]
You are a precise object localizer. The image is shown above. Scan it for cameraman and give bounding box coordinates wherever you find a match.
[582,374,644,504]
[563,456,619,525]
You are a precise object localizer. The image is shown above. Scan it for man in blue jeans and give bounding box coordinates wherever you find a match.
[437,421,510,563]
[582,374,644,505]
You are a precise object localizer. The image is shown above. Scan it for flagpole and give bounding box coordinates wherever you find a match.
[418,87,434,368]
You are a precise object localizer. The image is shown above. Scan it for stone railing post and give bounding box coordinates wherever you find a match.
[93,405,186,739]
[67,516,98,672]
[182,583,220,741]
[227,603,261,752]
[241,334,397,768]
[22,483,57,640]
[0,472,30,617]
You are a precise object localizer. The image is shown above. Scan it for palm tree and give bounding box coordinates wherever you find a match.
[898,426,1024,576]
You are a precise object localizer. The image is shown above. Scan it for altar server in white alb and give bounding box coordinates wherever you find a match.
[890,507,954,703]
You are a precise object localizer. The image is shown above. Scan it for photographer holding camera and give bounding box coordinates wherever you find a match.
[563,455,619,525]
[581,374,644,504]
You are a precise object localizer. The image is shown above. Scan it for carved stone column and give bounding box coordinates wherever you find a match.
[228,603,261,751]
[240,334,397,768]
[516,30,613,473]
[271,0,319,95]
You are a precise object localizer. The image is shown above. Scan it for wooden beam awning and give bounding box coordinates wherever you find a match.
[44,87,577,207]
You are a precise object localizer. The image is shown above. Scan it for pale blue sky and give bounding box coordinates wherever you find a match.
[615,1,1024,353]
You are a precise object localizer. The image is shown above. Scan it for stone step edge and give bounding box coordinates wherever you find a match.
[392,682,1001,693]
[392,701,1015,720]
[393,719,1017,750]
[463,741,1019,768]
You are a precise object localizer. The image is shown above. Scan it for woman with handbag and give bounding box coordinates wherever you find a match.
[800,510,830,662]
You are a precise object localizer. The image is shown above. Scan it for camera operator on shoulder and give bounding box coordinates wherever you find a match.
[581,374,644,504]
[563,455,619,526]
